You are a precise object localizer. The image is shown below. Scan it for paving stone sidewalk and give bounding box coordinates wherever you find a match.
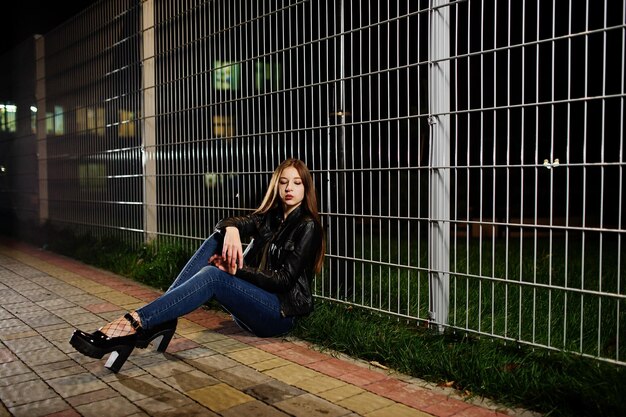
[0,239,535,417]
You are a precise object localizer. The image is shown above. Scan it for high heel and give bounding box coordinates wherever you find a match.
[136,319,177,352]
[68,313,140,373]
[103,344,134,373]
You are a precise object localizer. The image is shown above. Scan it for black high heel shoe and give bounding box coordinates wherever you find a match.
[136,319,177,352]
[69,313,141,373]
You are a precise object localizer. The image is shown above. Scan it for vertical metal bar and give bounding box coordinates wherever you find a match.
[394,2,400,314]
[216,0,223,213]
[288,3,294,156]
[547,0,556,349]
[298,1,305,163]
[597,0,608,357]
[531,0,540,346]
[268,1,275,168]
[251,1,258,187]
[236,0,243,211]
[386,3,392,313]
[315,0,328,297]
[288,1,294,156]
[35,37,48,225]
[338,0,348,300]
[358,0,365,307]
[465,0,472,331]
[580,0,589,354]
[142,0,157,241]
[563,0,573,353]
[194,4,200,234]
[260,2,266,173]
[491,0,498,335]
[183,6,189,240]
[428,0,451,331]
[451,0,459,327]
[406,0,413,318]
[167,1,173,238]
[349,0,357,304]
[617,0,625,362]
[367,0,373,308]
[478,0,485,335]
[207,0,215,218]
[376,0,382,310]
[228,0,235,209]
[222,0,228,212]
[518,0,526,343]
[243,0,250,215]
[323,0,333,298]
[166,4,172,239]
[504,0,512,339]
[395,1,401,315]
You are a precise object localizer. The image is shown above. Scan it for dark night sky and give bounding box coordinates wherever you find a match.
[0,1,99,55]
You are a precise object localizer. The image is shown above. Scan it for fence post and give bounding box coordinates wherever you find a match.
[428,0,451,332]
[142,0,157,241]
[330,0,354,300]
[35,36,49,225]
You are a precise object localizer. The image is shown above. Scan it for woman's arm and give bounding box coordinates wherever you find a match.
[214,213,262,236]
[222,227,243,269]
[214,213,263,269]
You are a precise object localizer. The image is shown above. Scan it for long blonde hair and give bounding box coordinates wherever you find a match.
[255,159,325,272]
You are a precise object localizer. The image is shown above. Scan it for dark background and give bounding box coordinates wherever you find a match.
[0,1,99,55]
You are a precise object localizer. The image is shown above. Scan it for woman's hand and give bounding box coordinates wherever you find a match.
[208,254,238,275]
[222,226,243,269]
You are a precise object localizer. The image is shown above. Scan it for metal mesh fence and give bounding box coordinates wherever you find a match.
[43,0,144,243]
[448,0,625,364]
[1,0,623,364]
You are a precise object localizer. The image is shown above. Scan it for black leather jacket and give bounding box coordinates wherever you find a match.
[215,206,322,317]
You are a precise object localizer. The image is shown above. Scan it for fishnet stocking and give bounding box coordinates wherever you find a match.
[100,311,142,338]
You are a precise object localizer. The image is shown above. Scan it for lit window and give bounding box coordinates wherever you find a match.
[46,112,55,134]
[255,61,282,92]
[30,106,37,134]
[79,163,106,190]
[0,103,17,133]
[77,106,105,136]
[54,105,64,135]
[118,110,136,137]
[213,60,240,90]
[96,107,105,136]
[213,115,233,137]
[85,108,95,131]
[76,107,87,133]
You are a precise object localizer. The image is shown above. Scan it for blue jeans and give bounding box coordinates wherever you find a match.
[135,233,295,337]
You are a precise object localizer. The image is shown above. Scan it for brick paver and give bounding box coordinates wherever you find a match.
[0,239,538,417]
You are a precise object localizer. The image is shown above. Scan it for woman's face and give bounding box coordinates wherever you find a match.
[278,166,305,215]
